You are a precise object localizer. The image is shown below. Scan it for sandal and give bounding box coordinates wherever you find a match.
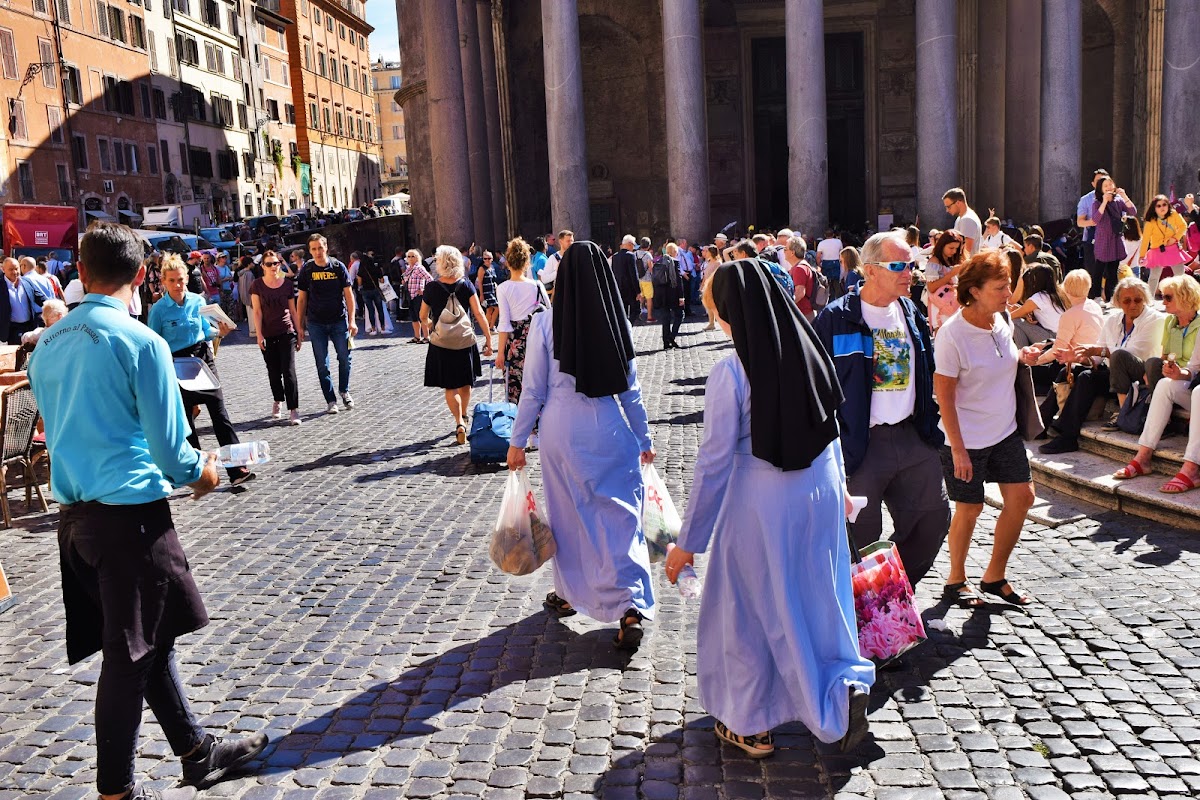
[714,720,774,759]
[455,424,466,445]
[979,579,1033,606]
[839,688,870,753]
[1112,460,1149,480]
[1160,471,1197,494]
[542,592,576,618]
[942,581,985,608]
[408,337,421,344]
[613,607,645,651]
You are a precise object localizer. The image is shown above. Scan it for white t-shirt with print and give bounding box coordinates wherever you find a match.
[860,299,917,426]
[934,311,1019,450]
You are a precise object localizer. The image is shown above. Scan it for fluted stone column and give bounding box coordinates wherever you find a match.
[1160,0,1200,195]
[663,0,710,242]
[458,0,494,247]
[541,0,590,239]
[477,0,509,241]
[975,0,1007,215]
[1004,0,1040,223]
[1039,0,1082,220]
[785,0,828,236]
[423,0,472,246]
[396,0,436,252]
[916,0,958,227]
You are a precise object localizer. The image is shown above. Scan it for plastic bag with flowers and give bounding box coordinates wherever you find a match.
[850,539,926,664]
[642,464,682,563]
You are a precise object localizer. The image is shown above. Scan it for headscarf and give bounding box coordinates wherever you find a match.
[710,259,843,471]
[552,240,637,398]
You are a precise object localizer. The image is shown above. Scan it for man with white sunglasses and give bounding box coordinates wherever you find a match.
[813,230,950,589]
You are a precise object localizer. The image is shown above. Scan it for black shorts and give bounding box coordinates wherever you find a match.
[939,430,1031,504]
[409,292,423,323]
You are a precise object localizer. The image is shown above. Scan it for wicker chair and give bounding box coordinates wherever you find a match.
[0,381,48,528]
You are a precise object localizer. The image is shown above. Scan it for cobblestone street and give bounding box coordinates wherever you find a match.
[3,319,1200,800]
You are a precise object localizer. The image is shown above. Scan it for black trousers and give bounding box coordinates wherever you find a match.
[174,342,247,481]
[661,304,684,346]
[5,319,36,345]
[1091,258,1119,301]
[1049,364,1109,439]
[261,334,299,409]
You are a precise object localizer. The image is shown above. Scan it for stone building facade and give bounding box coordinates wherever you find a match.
[398,0,1200,253]
[372,60,407,196]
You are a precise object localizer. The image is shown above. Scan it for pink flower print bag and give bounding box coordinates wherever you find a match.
[849,537,927,665]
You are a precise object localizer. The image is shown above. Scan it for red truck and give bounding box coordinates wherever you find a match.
[1,204,78,265]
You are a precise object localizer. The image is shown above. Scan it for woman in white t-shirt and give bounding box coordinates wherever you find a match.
[495,237,550,406]
[1008,264,1068,347]
[934,252,1041,609]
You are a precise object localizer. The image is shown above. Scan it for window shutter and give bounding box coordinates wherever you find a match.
[96,1,109,38]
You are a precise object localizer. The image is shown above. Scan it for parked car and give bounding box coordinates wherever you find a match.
[134,230,218,257]
[198,226,256,257]
[243,214,282,236]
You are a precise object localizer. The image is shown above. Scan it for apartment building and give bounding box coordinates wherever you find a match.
[247,0,301,215]
[371,59,405,196]
[281,0,380,212]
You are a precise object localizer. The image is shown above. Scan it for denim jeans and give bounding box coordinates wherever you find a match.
[361,289,386,330]
[308,318,352,402]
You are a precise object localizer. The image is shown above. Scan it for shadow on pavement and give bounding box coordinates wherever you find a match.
[651,411,704,427]
[256,614,636,774]
[1082,514,1200,566]
[284,436,449,472]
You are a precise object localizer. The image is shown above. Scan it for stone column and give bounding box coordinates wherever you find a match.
[915,0,958,228]
[975,0,1006,215]
[478,0,509,241]
[396,0,436,252]
[541,0,590,239]
[1160,0,1200,196]
[458,0,494,247]
[423,0,472,246]
[785,0,828,236]
[1004,0,1040,223]
[662,0,710,242]
[1039,0,1082,220]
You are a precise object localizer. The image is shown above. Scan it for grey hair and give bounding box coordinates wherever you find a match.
[860,230,910,267]
[41,298,68,323]
[434,244,465,280]
[621,234,636,247]
[786,235,808,258]
[1112,275,1153,307]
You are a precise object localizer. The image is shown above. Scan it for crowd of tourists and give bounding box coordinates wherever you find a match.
[19,166,1200,798]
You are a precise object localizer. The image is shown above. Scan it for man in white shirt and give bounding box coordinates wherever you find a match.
[980,216,1015,250]
[815,229,844,297]
[943,187,982,257]
[539,229,573,294]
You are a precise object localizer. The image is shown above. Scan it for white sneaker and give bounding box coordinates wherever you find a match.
[341,392,355,409]
[366,327,377,336]
[326,401,339,414]
[289,409,301,426]
[271,401,283,420]
[383,327,394,334]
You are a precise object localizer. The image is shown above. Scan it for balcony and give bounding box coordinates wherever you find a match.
[254,0,293,26]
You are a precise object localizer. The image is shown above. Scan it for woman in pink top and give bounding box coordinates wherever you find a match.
[1036,269,1108,455]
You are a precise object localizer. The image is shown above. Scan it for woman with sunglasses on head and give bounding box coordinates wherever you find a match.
[934,252,1042,608]
[1090,176,1136,302]
[1112,275,1200,492]
[250,250,302,426]
[666,259,874,759]
[922,230,966,331]
[1139,194,1188,298]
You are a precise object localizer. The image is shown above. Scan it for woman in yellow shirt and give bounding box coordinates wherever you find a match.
[1139,194,1188,297]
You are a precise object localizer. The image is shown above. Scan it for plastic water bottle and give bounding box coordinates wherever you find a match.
[667,543,702,600]
[216,441,271,468]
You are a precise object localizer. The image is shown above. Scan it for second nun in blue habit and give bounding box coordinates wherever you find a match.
[666,259,875,758]
[507,240,656,650]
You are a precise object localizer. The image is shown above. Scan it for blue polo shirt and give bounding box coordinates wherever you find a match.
[27,294,203,505]
[146,291,215,353]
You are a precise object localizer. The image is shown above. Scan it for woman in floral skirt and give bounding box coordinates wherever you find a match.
[496,237,550,407]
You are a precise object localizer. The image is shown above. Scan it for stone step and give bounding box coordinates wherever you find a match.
[1026,443,1200,531]
[1076,421,1189,477]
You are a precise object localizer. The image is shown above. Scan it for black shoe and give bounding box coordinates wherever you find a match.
[613,607,645,651]
[180,733,269,789]
[1038,436,1078,455]
[115,784,198,800]
[1101,413,1120,431]
[839,688,870,753]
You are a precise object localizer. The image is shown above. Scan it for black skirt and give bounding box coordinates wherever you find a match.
[424,342,482,389]
[58,499,209,664]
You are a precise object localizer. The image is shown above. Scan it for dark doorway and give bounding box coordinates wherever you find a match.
[589,200,619,253]
[749,32,868,232]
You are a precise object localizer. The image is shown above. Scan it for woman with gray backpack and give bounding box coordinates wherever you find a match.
[421,245,494,444]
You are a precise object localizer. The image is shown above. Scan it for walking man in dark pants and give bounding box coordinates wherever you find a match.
[28,222,268,800]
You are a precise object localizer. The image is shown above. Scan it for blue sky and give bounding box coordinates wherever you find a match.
[368,1,401,64]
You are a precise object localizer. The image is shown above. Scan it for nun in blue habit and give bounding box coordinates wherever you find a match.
[507,240,656,650]
[665,259,875,757]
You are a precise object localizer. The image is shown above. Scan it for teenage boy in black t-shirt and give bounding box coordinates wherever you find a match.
[296,233,357,414]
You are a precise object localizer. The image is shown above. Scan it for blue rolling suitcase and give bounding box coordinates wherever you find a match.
[469,365,517,463]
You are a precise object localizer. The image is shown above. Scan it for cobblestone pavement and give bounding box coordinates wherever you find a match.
[3,316,1200,800]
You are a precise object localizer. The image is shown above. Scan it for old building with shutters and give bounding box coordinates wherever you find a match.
[397,0,1199,253]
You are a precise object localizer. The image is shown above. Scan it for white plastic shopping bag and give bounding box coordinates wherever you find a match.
[642,464,682,563]
[489,468,555,576]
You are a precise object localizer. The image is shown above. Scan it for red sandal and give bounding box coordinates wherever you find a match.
[1112,460,1149,480]
[1159,472,1197,494]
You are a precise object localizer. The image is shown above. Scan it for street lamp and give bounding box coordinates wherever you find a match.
[7,60,67,135]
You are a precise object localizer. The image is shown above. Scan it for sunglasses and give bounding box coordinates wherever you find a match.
[1162,294,1175,301]
[263,260,279,266]
[869,261,915,272]
[1157,202,1170,207]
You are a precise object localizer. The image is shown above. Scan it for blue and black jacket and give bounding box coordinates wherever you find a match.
[812,285,943,476]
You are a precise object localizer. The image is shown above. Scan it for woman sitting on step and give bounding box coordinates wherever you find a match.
[1113,275,1200,493]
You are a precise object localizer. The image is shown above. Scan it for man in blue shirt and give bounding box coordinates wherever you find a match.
[296,233,357,414]
[1,256,48,344]
[28,222,267,800]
